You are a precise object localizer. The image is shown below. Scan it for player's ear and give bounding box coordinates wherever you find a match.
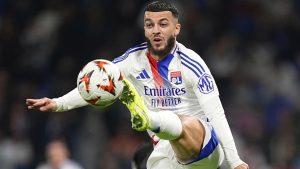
[174,23,181,36]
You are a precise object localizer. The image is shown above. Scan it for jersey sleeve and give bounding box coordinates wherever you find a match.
[53,88,89,112]
[112,55,130,78]
[52,54,129,112]
[181,50,244,168]
[52,44,145,112]
[112,42,147,76]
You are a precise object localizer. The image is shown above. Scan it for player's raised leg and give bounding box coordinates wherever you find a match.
[119,79,212,164]
[120,79,182,139]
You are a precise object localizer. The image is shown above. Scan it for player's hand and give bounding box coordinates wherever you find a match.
[234,163,249,169]
[26,97,57,112]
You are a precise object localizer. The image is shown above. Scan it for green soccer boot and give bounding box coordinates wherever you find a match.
[119,79,150,131]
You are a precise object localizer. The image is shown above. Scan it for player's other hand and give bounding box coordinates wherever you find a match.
[26,97,57,112]
[234,163,249,169]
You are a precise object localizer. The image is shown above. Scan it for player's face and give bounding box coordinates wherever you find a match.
[144,11,181,58]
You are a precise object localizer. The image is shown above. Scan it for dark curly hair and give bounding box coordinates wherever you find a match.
[144,1,179,19]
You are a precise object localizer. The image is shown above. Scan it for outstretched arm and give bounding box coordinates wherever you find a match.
[26,88,89,112]
[26,97,57,112]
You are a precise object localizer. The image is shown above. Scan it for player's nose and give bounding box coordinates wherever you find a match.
[152,24,161,34]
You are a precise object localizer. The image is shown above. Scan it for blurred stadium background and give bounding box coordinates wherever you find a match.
[0,0,299,168]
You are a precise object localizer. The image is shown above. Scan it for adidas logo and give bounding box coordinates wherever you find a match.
[136,69,150,80]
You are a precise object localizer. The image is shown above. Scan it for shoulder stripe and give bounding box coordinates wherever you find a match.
[125,42,147,54]
[171,44,178,55]
[178,51,205,73]
[128,42,147,50]
[181,56,203,75]
[113,45,147,63]
[181,61,200,77]
[179,52,205,77]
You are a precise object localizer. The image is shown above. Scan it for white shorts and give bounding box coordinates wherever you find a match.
[147,119,224,169]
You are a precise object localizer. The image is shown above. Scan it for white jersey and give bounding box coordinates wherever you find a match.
[113,42,224,168]
[113,42,218,120]
[54,41,244,169]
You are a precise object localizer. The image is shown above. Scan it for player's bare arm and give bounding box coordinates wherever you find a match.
[26,97,57,112]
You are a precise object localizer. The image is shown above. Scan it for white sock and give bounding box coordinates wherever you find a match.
[148,110,182,140]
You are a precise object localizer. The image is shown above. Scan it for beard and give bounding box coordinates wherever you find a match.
[146,36,176,58]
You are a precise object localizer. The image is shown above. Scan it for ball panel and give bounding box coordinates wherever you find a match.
[77,59,124,107]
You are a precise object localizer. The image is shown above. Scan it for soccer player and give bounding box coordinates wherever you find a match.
[26,1,249,169]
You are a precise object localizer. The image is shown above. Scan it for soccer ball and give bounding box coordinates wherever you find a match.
[77,59,124,107]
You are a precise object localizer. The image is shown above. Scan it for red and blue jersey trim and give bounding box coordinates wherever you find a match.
[147,45,178,88]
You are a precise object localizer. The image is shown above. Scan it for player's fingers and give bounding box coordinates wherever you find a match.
[26,99,38,105]
[28,105,43,110]
[28,105,34,109]
[26,98,47,106]
[32,100,47,107]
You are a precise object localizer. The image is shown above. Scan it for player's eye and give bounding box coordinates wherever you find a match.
[160,22,168,27]
[145,22,153,28]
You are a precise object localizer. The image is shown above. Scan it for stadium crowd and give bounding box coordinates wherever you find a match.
[0,0,299,168]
